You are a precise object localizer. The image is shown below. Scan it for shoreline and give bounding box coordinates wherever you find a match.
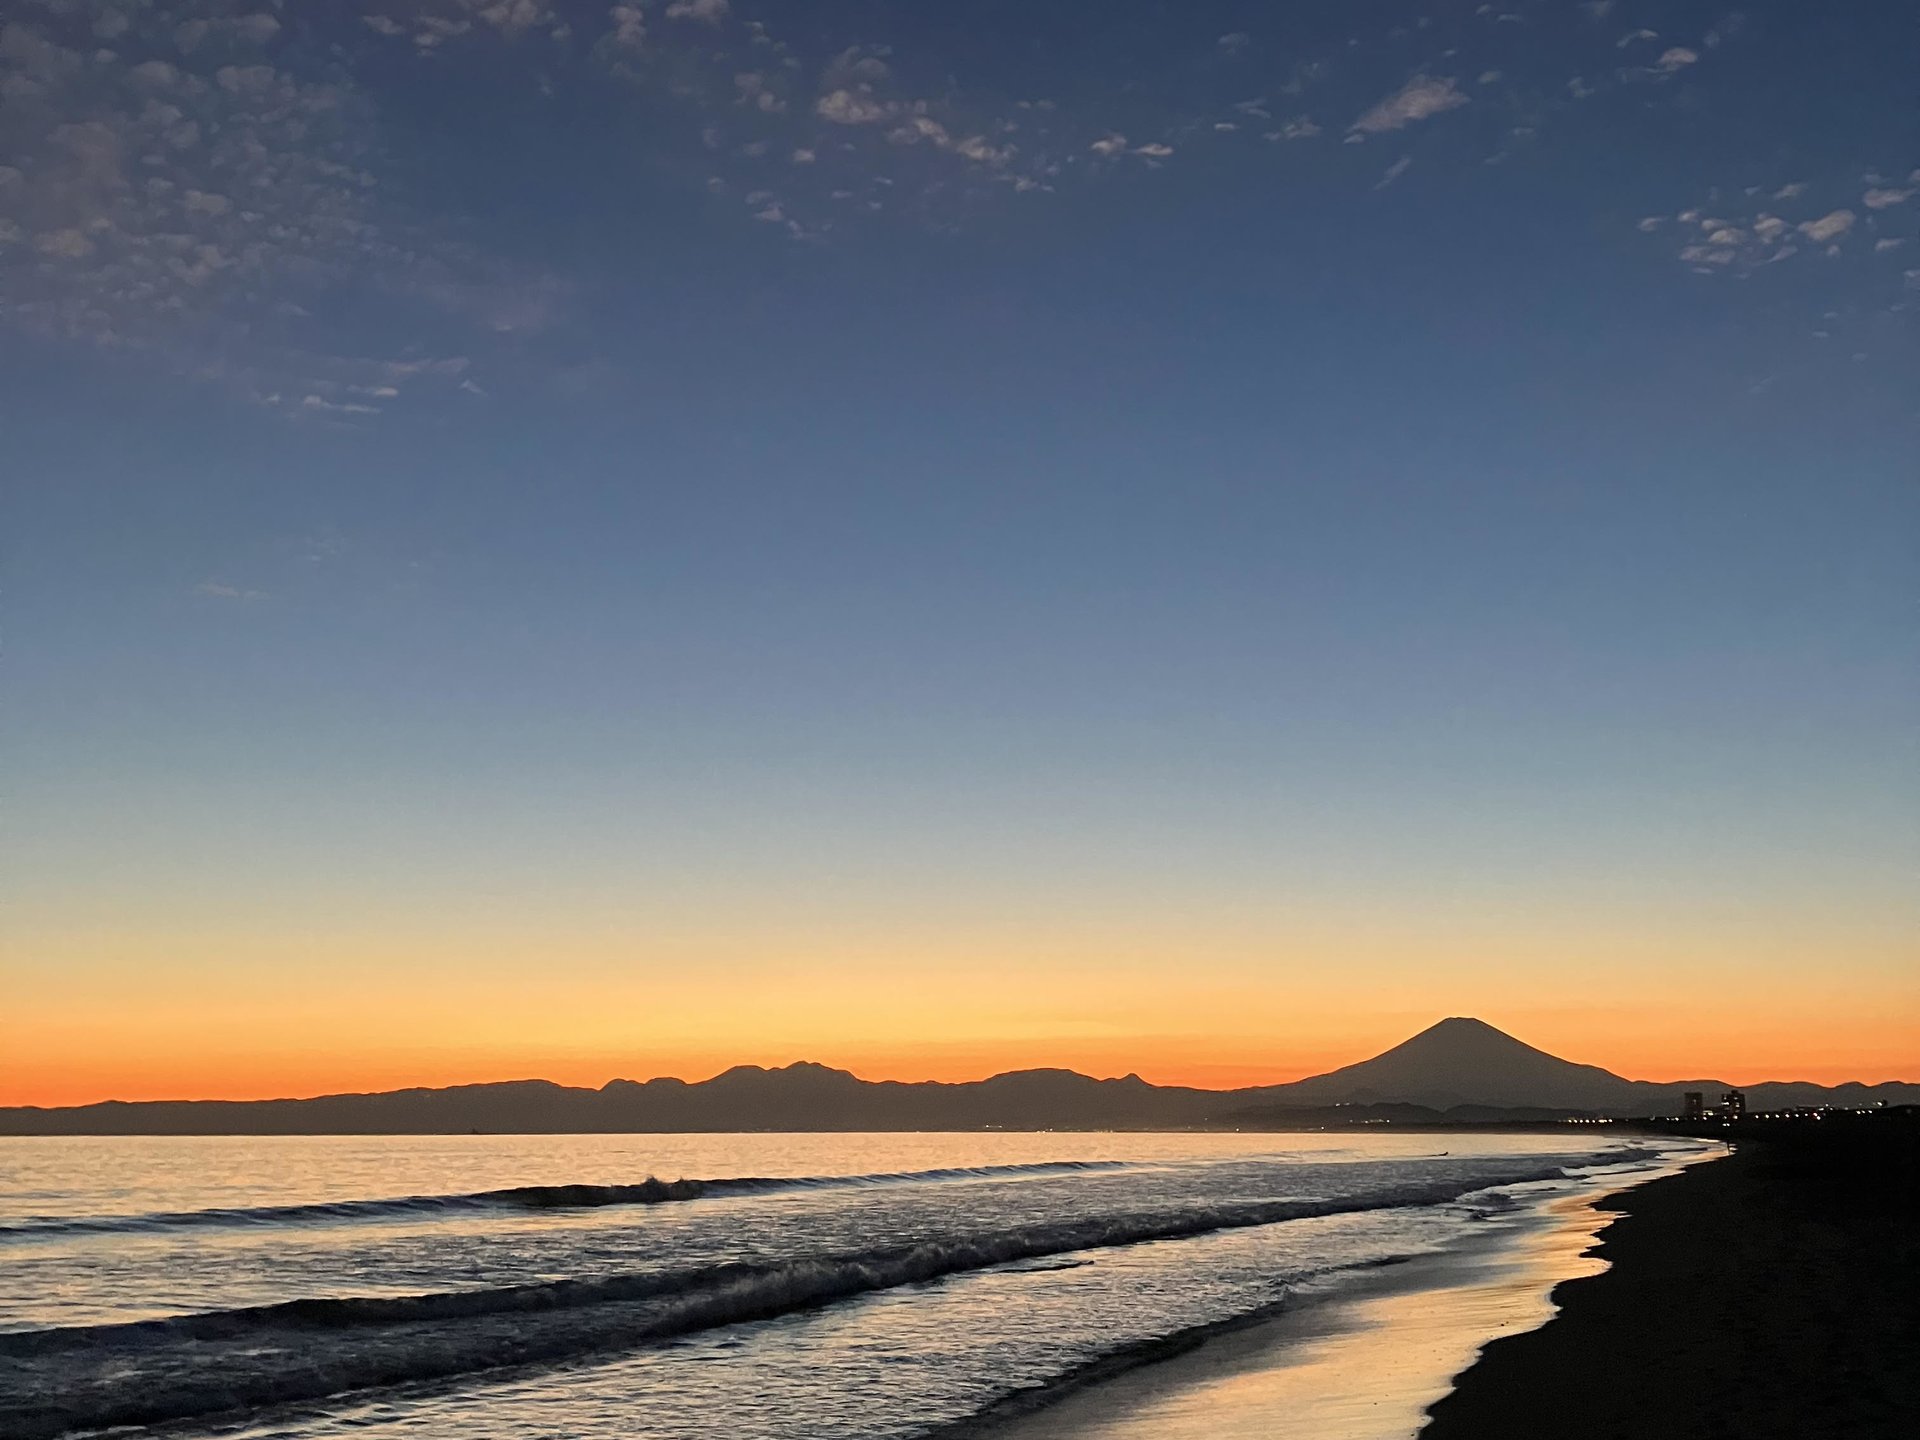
[969,1153,1692,1440]
[969,1129,1919,1440]
[1422,1129,1920,1438]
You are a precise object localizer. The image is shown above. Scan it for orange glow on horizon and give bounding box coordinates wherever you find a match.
[8,916,1915,1109]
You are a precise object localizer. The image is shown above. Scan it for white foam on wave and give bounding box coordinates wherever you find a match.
[0,1160,1142,1243]
[0,1160,1602,1440]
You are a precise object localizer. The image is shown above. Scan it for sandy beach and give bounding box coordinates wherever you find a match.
[969,1157,1678,1440]
[975,1124,1917,1440]
[1423,1126,1920,1439]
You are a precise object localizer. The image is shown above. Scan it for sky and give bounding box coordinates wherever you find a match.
[3,1,1917,1106]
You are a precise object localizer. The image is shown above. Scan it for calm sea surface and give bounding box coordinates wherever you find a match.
[0,1131,1705,1440]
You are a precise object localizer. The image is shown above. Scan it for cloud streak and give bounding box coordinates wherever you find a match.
[1350,75,1468,134]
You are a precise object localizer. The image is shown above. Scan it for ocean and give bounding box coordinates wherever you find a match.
[0,1131,1709,1440]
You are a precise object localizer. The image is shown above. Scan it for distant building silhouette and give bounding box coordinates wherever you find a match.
[1683,1091,1705,1121]
[1721,1088,1746,1119]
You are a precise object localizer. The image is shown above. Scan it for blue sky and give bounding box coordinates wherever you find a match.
[3,1,1917,1097]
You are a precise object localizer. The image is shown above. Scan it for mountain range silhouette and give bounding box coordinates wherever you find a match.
[4,1018,1913,1134]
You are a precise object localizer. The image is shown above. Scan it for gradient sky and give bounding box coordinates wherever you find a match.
[3,1,1917,1106]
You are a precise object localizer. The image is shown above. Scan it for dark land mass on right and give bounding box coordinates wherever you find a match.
[1423,1116,1920,1440]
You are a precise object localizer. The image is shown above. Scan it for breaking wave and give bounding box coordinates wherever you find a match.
[0,1163,1583,1439]
[0,1160,1139,1242]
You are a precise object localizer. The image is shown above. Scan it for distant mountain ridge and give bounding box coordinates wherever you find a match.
[4,1018,1914,1134]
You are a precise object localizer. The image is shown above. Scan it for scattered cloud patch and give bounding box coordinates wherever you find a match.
[1641,173,1914,328]
[0,0,560,409]
[1798,210,1855,244]
[1265,117,1321,142]
[0,0,1899,404]
[816,88,889,125]
[1701,15,1746,49]
[1350,75,1468,134]
[606,6,647,51]
[665,0,730,24]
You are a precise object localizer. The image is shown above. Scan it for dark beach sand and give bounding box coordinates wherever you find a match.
[1423,1127,1920,1440]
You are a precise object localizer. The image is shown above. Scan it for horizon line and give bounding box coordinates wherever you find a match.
[9,1053,1918,1113]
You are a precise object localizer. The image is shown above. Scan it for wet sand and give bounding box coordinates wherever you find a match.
[1423,1130,1920,1439]
[966,1129,1918,1440]
[977,1174,1651,1440]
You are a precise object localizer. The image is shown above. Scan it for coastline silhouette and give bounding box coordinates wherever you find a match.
[10,1018,1914,1134]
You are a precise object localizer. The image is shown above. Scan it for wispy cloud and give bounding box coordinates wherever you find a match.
[1265,117,1321,142]
[1799,210,1856,244]
[1375,155,1413,190]
[665,0,731,25]
[817,89,890,126]
[194,580,265,601]
[1350,75,1468,135]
